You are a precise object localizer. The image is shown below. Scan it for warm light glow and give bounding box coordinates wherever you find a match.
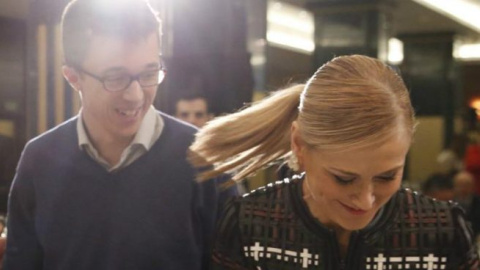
[267,31,315,53]
[267,1,315,54]
[455,43,480,60]
[267,13,314,33]
[411,0,480,32]
[470,99,480,110]
[470,99,480,118]
[388,38,404,65]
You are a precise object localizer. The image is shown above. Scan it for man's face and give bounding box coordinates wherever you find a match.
[175,98,211,128]
[69,32,160,142]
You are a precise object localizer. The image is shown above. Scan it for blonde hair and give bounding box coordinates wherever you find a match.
[189,55,415,181]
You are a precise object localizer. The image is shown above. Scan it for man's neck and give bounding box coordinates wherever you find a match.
[82,115,134,166]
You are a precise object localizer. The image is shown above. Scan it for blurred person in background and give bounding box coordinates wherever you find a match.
[174,94,247,195]
[453,171,480,238]
[421,173,455,201]
[3,0,234,269]
[175,93,213,128]
[189,55,478,269]
[464,132,480,195]
[437,134,467,178]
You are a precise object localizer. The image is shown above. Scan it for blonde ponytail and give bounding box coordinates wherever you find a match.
[189,84,304,181]
[190,55,416,183]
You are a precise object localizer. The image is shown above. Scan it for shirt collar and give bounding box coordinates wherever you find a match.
[77,106,159,151]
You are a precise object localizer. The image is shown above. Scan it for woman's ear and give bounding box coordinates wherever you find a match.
[291,121,305,169]
[62,66,81,91]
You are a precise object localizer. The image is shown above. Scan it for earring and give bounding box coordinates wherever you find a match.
[287,154,300,171]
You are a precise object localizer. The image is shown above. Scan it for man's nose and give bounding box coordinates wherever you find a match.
[122,80,144,102]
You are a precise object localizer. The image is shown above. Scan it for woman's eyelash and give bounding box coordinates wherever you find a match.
[376,175,396,181]
[333,175,355,184]
[333,174,397,183]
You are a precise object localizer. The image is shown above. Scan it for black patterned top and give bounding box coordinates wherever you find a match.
[211,174,479,270]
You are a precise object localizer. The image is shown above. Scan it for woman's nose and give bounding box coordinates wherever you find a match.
[351,184,376,210]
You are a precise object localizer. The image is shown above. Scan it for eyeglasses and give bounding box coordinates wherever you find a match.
[76,66,166,92]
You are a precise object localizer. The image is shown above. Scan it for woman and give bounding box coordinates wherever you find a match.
[190,55,478,269]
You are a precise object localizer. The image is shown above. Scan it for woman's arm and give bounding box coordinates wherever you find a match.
[452,205,479,269]
[210,198,251,270]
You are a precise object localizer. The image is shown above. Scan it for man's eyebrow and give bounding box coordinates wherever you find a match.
[101,62,161,75]
[102,67,127,75]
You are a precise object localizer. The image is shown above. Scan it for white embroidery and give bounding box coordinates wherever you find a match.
[243,242,319,269]
[245,246,448,269]
[365,253,447,270]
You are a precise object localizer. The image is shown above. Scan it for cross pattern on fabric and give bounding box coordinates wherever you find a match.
[243,242,320,268]
[365,253,447,269]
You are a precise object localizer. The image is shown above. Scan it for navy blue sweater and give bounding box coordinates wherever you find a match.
[5,112,220,270]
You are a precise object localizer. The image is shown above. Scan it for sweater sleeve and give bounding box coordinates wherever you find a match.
[3,144,43,270]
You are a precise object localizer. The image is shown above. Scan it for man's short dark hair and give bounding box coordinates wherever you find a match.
[61,0,161,67]
[178,92,208,103]
[176,92,210,112]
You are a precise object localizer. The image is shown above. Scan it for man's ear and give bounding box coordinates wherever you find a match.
[291,121,306,169]
[62,66,81,91]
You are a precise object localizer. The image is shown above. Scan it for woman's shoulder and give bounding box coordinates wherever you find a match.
[396,187,459,210]
[394,187,466,227]
[241,174,303,201]
[217,174,304,232]
[391,188,479,268]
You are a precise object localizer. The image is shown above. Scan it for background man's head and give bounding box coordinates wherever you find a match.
[175,95,212,128]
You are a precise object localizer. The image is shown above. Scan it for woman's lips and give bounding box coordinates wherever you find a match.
[339,202,368,216]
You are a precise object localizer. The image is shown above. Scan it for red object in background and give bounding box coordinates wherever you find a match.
[464,144,480,195]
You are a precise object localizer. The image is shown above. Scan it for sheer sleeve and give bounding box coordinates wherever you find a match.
[210,197,251,270]
[452,205,479,269]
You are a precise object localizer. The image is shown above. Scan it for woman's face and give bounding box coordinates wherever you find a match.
[296,133,410,232]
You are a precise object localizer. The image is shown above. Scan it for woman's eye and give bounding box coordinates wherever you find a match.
[376,175,396,182]
[333,175,355,185]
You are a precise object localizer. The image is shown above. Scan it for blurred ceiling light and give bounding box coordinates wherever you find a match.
[455,43,480,60]
[388,38,404,65]
[267,31,315,53]
[411,0,480,32]
[250,55,266,66]
[267,1,315,54]
[268,13,314,33]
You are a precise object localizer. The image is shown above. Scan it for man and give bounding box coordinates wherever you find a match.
[453,171,480,238]
[4,0,231,269]
[175,94,213,128]
[421,173,454,201]
[174,95,248,195]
